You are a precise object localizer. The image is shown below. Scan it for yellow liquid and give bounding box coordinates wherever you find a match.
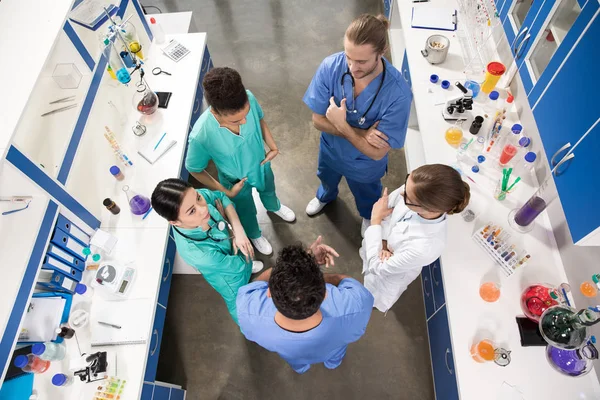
[128,42,144,60]
[445,127,463,147]
[107,65,117,80]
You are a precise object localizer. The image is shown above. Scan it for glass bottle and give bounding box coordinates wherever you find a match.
[101,38,131,84]
[56,325,75,339]
[14,354,50,374]
[103,198,121,215]
[547,342,598,377]
[122,185,151,215]
[539,306,600,350]
[52,373,74,387]
[31,342,67,361]
[468,136,485,158]
[509,178,557,232]
[132,78,159,115]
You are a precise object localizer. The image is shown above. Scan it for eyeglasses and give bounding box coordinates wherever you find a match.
[402,174,425,208]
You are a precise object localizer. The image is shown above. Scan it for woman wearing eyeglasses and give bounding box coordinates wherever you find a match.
[360,164,471,312]
[151,178,263,324]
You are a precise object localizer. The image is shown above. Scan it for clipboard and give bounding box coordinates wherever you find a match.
[18,292,72,345]
[411,7,457,31]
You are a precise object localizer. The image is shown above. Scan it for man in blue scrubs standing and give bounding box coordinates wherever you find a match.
[237,238,374,374]
[303,14,412,236]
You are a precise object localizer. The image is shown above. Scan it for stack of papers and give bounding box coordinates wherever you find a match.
[69,0,117,31]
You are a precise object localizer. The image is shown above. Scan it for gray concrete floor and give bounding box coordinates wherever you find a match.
[149,1,434,398]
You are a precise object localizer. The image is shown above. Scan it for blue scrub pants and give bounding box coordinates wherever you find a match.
[287,345,348,374]
[316,154,383,220]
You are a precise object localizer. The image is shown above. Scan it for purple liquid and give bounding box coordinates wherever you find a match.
[514,196,547,227]
[129,195,151,215]
[548,346,587,376]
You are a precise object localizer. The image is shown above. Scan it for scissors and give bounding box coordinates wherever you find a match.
[152,67,171,76]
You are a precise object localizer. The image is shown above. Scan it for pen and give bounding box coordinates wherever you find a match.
[142,207,153,220]
[98,321,122,329]
[154,132,167,151]
[412,0,429,2]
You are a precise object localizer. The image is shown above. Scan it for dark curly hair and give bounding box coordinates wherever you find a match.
[269,244,326,320]
[202,67,248,115]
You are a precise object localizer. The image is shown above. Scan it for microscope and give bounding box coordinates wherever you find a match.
[442,81,474,121]
[74,351,109,383]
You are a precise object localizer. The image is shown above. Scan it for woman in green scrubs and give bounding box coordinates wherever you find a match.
[151,178,263,324]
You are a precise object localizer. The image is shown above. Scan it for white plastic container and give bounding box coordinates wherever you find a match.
[150,17,166,45]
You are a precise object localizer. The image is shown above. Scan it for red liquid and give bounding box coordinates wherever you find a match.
[499,144,518,165]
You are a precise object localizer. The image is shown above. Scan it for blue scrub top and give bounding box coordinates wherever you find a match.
[236,278,374,367]
[303,52,412,182]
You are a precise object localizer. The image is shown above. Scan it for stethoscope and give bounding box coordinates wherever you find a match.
[340,58,386,126]
[173,216,234,242]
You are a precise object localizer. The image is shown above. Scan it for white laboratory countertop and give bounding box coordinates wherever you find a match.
[145,11,193,35]
[397,1,600,399]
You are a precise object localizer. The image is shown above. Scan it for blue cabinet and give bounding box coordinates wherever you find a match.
[427,305,459,400]
[170,388,186,400]
[421,264,435,319]
[383,0,392,20]
[532,12,600,243]
[153,384,171,400]
[430,260,446,311]
[158,237,176,308]
[401,50,411,88]
[500,0,542,48]
[144,304,167,382]
[141,383,154,400]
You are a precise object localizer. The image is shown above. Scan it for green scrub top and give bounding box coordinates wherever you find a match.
[185,90,269,191]
[172,189,252,324]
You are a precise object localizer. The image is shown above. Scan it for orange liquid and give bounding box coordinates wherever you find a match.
[479,282,501,302]
[580,282,598,298]
[445,127,463,147]
[471,340,495,363]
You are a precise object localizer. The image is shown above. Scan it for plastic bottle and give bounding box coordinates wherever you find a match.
[52,373,74,387]
[31,342,67,361]
[499,124,522,166]
[75,283,94,299]
[522,152,537,172]
[109,165,125,181]
[468,136,485,158]
[150,17,166,44]
[483,91,500,119]
[13,354,50,374]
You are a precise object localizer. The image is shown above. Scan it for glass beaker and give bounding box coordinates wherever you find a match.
[445,122,464,148]
[479,282,501,302]
[508,178,557,232]
[470,340,511,366]
[122,185,151,215]
[580,281,598,298]
[133,78,159,115]
[121,21,144,60]
[101,38,131,84]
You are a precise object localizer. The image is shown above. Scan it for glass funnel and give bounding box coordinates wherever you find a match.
[546,342,598,377]
[539,306,600,350]
[122,185,151,215]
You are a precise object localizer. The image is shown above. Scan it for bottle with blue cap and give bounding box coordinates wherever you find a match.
[13,354,50,373]
[52,373,74,387]
[522,152,537,172]
[483,90,501,119]
[75,283,94,299]
[32,341,67,361]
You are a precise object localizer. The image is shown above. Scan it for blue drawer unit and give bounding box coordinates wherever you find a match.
[158,237,176,308]
[144,303,167,382]
[383,0,391,19]
[430,259,445,311]
[401,50,412,88]
[427,304,459,400]
[153,384,171,399]
[170,388,185,400]
[421,264,435,319]
[141,383,154,400]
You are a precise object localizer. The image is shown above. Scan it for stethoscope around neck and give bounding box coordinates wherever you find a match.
[340,58,386,126]
[173,216,234,242]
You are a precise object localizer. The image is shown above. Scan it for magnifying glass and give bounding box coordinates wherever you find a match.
[152,67,171,76]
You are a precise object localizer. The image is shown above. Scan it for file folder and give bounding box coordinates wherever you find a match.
[43,255,83,281]
[55,214,91,246]
[50,228,87,261]
[37,269,79,294]
[47,243,84,271]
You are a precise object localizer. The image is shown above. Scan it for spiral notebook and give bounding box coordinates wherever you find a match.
[91,298,152,346]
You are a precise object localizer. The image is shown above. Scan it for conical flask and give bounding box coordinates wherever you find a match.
[122,185,151,215]
[539,306,600,350]
[133,78,158,115]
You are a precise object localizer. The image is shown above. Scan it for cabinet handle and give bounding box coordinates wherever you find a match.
[551,142,572,167]
[515,33,531,59]
[444,348,454,375]
[512,27,528,53]
[150,329,159,356]
[193,98,201,113]
[162,259,171,282]
[423,276,431,297]
[552,153,575,177]
[403,69,409,83]
[432,264,440,286]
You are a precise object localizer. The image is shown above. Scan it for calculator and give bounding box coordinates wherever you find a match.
[161,40,191,62]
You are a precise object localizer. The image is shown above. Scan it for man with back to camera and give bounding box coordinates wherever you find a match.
[303,14,412,236]
[236,237,374,374]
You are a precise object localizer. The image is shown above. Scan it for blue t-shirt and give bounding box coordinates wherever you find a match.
[236,278,374,366]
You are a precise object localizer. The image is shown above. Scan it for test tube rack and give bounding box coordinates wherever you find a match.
[93,376,126,400]
[104,126,133,167]
[456,0,501,75]
[472,222,530,277]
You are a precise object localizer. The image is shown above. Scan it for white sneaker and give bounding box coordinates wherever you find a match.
[361,218,371,238]
[306,197,327,216]
[251,261,264,273]
[251,236,273,256]
[273,204,296,222]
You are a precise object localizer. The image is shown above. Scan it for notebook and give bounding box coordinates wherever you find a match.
[138,134,177,165]
[91,298,152,346]
[69,0,118,31]
[411,7,457,31]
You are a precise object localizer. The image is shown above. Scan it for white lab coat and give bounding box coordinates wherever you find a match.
[360,186,447,312]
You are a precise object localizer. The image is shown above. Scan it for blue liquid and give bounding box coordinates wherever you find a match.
[116,68,131,84]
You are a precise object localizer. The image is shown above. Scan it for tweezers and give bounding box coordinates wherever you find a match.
[41,104,77,117]
[49,95,76,104]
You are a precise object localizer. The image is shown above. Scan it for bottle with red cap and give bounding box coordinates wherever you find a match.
[150,17,166,45]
